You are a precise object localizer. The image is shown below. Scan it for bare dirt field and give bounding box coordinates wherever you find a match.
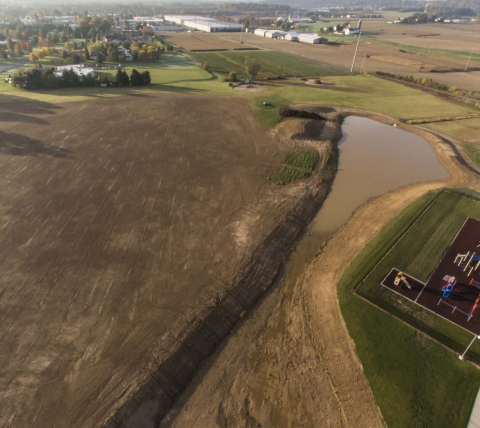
[0,93,323,427]
[162,108,479,427]
[162,32,250,51]
[366,21,480,53]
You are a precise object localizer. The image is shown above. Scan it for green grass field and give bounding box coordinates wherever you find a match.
[338,189,480,428]
[190,50,346,79]
[248,75,477,128]
[3,51,478,127]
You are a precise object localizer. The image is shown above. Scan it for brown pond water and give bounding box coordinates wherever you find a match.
[309,116,448,239]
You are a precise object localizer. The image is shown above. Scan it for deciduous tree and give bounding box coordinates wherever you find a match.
[245,57,261,80]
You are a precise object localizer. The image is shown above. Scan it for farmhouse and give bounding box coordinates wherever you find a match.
[343,27,360,35]
[298,33,327,44]
[54,65,95,78]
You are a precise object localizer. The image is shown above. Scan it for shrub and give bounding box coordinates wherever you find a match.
[228,71,237,82]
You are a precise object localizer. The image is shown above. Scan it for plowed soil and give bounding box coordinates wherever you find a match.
[0,93,310,427]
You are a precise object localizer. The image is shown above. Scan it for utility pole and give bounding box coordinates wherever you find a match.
[464,51,473,71]
[359,54,366,74]
[350,20,363,73]
[419,45,430,71]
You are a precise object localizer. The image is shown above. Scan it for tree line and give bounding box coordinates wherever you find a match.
[11,67,151,90]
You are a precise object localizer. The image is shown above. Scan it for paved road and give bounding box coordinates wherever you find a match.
[0,58,30,74]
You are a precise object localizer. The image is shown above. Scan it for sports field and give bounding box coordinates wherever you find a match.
[339,189,480,428]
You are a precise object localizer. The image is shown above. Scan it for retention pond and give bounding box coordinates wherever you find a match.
[309,116,449,240]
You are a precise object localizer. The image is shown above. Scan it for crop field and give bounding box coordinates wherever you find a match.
[190,50,346,79]
[338,190,480,428]
[0,92,293,427]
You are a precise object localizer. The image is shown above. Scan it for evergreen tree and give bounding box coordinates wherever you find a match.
[121,70,130,86]
[141,70,151,85]
[130,68,143,86]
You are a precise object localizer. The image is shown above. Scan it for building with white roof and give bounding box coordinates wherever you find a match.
[164,15,242,32]
[298,33,326,44]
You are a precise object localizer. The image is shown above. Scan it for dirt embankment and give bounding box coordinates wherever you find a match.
[105,116,342,427]
[159,108,476,428]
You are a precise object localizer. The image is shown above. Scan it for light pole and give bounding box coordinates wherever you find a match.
[459,335,479,360]
[350,20,363,73]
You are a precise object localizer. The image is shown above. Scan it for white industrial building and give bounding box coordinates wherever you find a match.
[285,32,299,41]
[253,28,327,45]
[164,15,242,32]
[298,33,326,44]
[254,28,268,36]
[265,30,284,38]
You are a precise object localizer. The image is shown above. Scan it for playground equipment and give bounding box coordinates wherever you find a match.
[438,293,480,322]
[454,251,480,276]
[441,275,457,298]
[394,271,412,289]
[471,295,480,316]
[470,278,480,291]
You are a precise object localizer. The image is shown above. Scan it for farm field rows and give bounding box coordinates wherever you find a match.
[0,92,298,427]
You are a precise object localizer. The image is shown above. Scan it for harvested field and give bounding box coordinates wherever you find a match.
[369,54,423,69]
[365,20,480,54]
[0,93,326,427]
[216,32,480,89]
[161,32,252,52]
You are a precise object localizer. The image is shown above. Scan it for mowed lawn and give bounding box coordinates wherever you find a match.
[339,190,480,428]
[248,75,478,128]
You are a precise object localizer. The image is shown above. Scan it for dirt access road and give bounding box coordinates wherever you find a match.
[162,109,478,427]
[0,92,311,427]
